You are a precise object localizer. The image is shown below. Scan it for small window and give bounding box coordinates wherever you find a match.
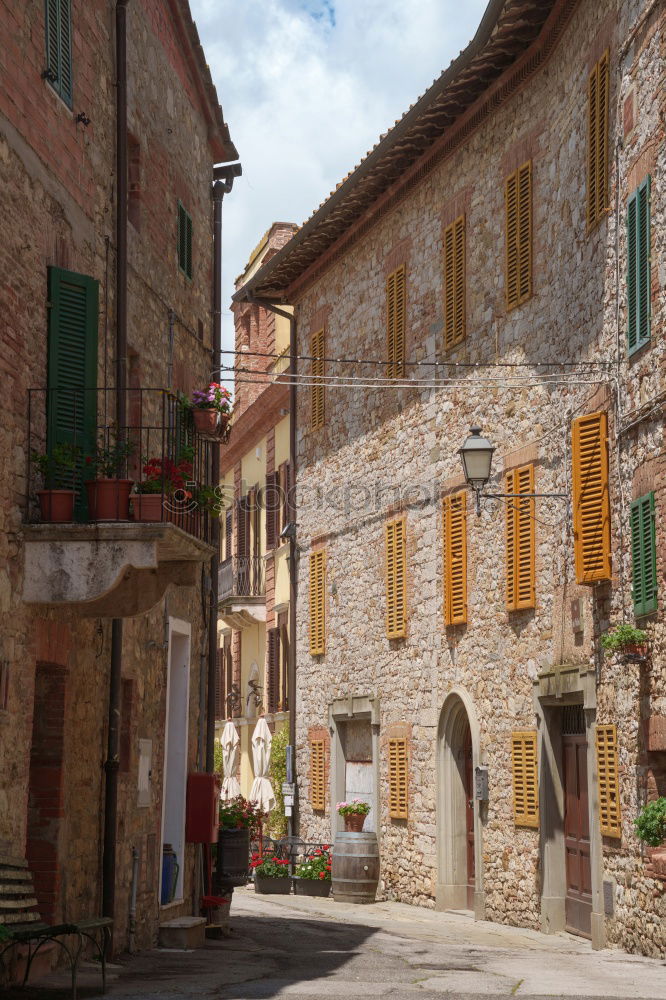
[627,177,651,355]
[571,411,611,583]
[44,0,73,108]
[505,161,532,310]
[443,491,467,625]
[388,738,408,819]
[177,202,193,279]
[385,517,407,639]
[587,51,610,230]
[309,550,326,655]
[311,739,326,811]
[595,725,621,838]
[505,464,535,611]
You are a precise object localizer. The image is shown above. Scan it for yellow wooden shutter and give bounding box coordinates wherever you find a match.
[443,215,465,350]
[443,491,467,625]
[505,465,535,611]
[311,739,326,811]
[386,266,406,378]
[511,730,539,827]
[505,161,532,310]
[309,550,326,655]
[385,517,407,638]
[587,51,609,229]
[311,329,325,430]
[388,738,408,819]
[572,411,611,583]
[596,724,621,838]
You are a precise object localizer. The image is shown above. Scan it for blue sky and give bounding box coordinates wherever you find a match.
[188,0,488,367]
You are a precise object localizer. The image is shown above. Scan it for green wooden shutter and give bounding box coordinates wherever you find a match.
[630,492,657,617]
[44,0,73,107]
[627,176,650,355]
[47,267,99,516]
[178,202,193,280]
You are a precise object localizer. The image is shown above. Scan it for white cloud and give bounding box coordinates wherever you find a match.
[188,0,488,368]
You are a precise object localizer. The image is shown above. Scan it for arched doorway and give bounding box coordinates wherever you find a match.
[436,689,484,916]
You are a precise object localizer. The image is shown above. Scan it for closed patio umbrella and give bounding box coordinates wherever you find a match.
[220,721,241,801]
[249,717,275,813]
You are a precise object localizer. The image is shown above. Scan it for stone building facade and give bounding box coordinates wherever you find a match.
[235,0,665,957]
[0,0,237,960]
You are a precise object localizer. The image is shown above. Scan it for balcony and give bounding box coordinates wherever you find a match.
[23,387,217,617]
[218,556,266,629]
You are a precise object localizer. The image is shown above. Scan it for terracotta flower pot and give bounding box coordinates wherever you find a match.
[86,479,133,520]
[623,642,648,658]
[193,409,220,435]
[132,493,165,522]
[343,814,366,833]
[37,489,75,523]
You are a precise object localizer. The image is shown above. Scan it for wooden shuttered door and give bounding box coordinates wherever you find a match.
[311,739,326,811]
[386,266,406,378]
[385,517,407,639]
[505,161,532,310]
[627,176,651,355]
[511,730,539,828]
[595,725,621,838]
[311,329,325,429]
[443,215,465,350]
[443,492,467,625]
[505,465,535,611]
[266,627,280,713]
[572,412,611,583]
[265,470,279,550]
[630,492,657,617]
[587,51,610,230]
[309,550,326,655]
[45,0,73,107]
[388,738,408,819]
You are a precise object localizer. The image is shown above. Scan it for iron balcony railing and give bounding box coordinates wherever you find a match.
[218,556,265,602]
[27,386,219,544]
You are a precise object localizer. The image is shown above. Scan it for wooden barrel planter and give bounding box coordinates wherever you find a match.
[214,828,250,891]
[332,831,379,904]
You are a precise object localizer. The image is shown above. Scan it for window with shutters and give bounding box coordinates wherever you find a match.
[265,471,279,550]
[505,465,535,611]
[386,266,406,378]
[266,627,280,713]
[386,517,407,639]
[443,215,465,350]
[443,492,467,625]
[309,550,326,655]
[626,176,651,355]
[311,739,326,811]
[278,610,289,711]
[587,51,610,230]
[44,0,73,107]
[511,730,539,827]
[505,161,532,310]
[177,201,193,280]
[572,411,611,583]
[279,462,291,539]
[631,492,657,617]
[388,738,408,819]
[224,507,233,561]
[311,329,325,429]
[595,724,621,838]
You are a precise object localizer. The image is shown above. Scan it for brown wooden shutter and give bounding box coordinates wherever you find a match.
[505,465,535,611]
[386,516,407,639]
[224,633,233,716]
[596,724,621,838]
[237,497,249,559]
[311,329,325,429]
[311,739,326,811]
[279,461,291,538]
[386,266,406,378]
[443,215,466,350]
[572,411,611,583]
[265,472,278,550]
[443,491,467,625]
[511,730,539,827]
[266,627,280,713]
[587,51,609,229]
[309,550,326,655]
[388,737,408,819]
[225,507,233,561]
[278,610,289,711]
[505,161,532,310]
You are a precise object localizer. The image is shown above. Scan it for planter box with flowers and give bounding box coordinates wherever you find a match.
[132,455,193,523]
[31,443,80,523]
[600,624,649,662]
[190,383,232,441]
[337,799,371,833]
[85,439,134,521]
[251,853,292,894]
[292,846,332,897]
[215,796,265,891]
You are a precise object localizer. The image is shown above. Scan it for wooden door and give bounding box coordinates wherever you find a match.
[463,724,475,909]
[562,708,592,938]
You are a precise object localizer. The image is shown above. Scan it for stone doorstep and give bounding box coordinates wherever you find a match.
[158,916,207,951]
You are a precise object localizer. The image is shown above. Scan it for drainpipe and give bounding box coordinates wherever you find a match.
[102,0,129,930]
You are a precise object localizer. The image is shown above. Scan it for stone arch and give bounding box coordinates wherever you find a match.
[436,687,485,917]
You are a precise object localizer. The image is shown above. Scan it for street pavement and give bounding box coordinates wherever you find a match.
[14,886,666,999]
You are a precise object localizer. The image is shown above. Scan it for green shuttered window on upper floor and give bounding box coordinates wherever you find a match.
[631,492,657,618]
[627,176,651,355]
[45,0,73,108]
[178,202,193,280]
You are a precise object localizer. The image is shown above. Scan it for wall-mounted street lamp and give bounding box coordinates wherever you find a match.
[459,426,568,515]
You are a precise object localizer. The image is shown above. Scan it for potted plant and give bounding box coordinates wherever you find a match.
[30,443,80,522]
[635,798,666,879]
[215,796,265,891]
[133,456,193,522]
[600,624,649,660]
[337,800,371,833]
[292,847,332,897]
[250,852,292,894]
[85,438,134,521]
[190,382,232,437]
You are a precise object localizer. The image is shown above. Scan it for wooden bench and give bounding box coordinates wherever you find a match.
[0,856,112,1000]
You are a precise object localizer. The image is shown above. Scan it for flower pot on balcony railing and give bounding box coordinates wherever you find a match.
[189,383,232,441]
[85,440,135,521]
[30,444,80,523]
[132,456,193,523]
